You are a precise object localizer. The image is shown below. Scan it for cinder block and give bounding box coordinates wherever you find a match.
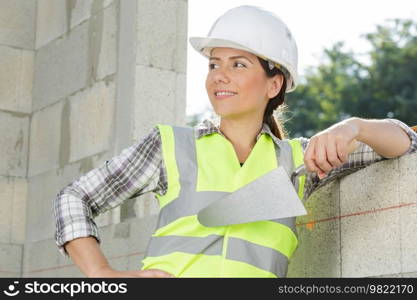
[129,253,145,271]
[96,2,118,80]
[0,177,13,243]
[0,46,33,113]
[340,159,400,214]
[0,177,27,244]
[70,0,114,30]
[95,208,118,229]
[88,215,158,272]
[36,0,115,49]
[125,214,158,254]
[35,0,67,49]
[11,178,27,244]
[26,171,58,243]
[29,101,62,177]
[398,153,417,273]
[0,111,29,177]
[27,150,117,243]
[0,242,23,277]
[69,80,116,163]
[174,0,188,74]
[136,0,187,73]
[288,179,341,277]
[120,198,138,221]
[33,22,89,111]
[340,159,403,277]
[22,239,60,277]
[174,73,187,126]
[128,194,160,220]
[132,65,177,139]
[287,226,306,277]
[0,0,36,49]
[304,180,341,277]
[340,209,401,277]
[99,222,133,260]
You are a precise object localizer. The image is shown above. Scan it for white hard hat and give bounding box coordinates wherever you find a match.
[189,5,298,92]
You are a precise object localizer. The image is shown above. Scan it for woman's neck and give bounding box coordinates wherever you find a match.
[218,117,263,150]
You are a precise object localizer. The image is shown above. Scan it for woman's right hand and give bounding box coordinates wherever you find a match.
[89,266,175,278]
[64,237,174,278]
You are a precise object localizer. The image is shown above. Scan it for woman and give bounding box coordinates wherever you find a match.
[54,6,417,278]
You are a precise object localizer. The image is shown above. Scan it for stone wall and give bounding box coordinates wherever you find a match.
[0,0,188,278]
[288,152,417,278]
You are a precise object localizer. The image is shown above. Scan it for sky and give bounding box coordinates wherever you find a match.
[185,0,417,117]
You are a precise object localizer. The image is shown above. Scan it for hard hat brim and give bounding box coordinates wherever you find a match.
[189,36,296,92]
[189,36,255,58]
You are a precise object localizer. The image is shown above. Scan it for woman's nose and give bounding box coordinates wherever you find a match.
[212,69,230,84]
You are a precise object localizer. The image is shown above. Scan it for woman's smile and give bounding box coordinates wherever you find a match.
[214,89,238,100]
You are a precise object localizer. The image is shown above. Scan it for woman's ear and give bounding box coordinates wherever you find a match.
[267,74,284,99]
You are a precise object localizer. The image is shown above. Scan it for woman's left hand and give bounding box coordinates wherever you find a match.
[304,118,360,179]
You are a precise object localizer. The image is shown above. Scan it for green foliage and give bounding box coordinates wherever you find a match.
[285,18,417,138]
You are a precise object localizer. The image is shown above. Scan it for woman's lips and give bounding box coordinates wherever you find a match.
[215,93,236,100]
[214,91,237,100]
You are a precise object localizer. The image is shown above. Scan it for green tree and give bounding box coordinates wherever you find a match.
[285,18,417,138]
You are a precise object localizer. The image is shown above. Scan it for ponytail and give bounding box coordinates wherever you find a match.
[257,57,289,140]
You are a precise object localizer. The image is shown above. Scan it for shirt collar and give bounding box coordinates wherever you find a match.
[194,117,285,148]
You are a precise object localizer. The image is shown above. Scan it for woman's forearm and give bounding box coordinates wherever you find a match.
[64,236,111,277]
[349,117,411,158]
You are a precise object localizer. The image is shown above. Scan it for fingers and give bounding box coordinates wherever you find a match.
[304,136,346,179]
[336,140,348,163]
[304,120,359,179]
[314,137,334,174]
[304,138,328,178]
[326,137,344,167]
[304,138,321,174]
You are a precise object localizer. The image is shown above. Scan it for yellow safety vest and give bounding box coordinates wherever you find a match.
[141,124,306,277]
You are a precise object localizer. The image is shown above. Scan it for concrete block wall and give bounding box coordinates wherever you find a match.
[288,152,417,278]
[133,0,188,139]
[0,0,35,278]
[0,0,188,277]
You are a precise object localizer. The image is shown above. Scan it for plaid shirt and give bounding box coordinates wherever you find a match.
[54,118,417,257]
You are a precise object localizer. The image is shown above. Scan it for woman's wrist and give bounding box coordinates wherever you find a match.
[88,264,114,278]
[345,117,365,142]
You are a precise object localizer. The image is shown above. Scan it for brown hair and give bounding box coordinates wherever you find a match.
[257,57,289,140]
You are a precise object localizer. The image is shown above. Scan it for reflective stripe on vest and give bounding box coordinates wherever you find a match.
[141,124,305,277]
[288,139,306,201]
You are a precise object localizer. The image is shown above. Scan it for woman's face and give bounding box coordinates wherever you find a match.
[205,47,279,121]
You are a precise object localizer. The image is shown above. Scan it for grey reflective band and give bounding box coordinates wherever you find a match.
[269,217,296,233]
[155,126,229,230]
[197,166,307,227]
[226,237,288,277]
[146,235,288,277]
[146,234,224,257]
[274,138,295,178]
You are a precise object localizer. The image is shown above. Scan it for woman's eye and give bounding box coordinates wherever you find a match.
[235,62,246,67]
[208,62,246,69]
